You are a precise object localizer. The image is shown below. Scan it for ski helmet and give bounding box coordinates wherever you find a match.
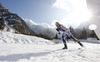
[55,22,60,26]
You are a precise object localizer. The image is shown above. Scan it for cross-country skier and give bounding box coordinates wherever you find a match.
[55,22,84,49]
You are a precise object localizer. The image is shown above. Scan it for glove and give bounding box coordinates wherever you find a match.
[58,33,61,34]
[58,31,61,34]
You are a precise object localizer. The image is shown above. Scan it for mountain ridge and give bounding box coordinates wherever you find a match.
[0,2,36,35]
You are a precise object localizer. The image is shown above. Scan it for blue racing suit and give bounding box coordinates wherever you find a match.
[56,25,80,44]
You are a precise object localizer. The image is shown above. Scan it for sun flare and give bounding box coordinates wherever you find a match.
[89,24,97,30]
[66,0,92,25]
[53,0,92,28]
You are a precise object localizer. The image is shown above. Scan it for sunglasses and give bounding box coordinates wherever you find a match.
[56,24,59,27]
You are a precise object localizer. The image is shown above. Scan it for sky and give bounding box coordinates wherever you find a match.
[0,0,92,28]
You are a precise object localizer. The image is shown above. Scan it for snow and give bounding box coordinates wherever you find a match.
[0,31,53,45]
[0,31,100,62]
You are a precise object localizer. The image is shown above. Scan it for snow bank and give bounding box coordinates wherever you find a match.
[0,31,54,45]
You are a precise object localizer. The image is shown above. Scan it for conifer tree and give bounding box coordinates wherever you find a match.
[69,26,75,36]
[80,27,87,39]
[55,33,58,39]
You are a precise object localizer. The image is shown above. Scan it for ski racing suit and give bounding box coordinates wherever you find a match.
[56,25,83,47]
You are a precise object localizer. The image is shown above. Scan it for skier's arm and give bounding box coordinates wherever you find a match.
[56,28,61,34]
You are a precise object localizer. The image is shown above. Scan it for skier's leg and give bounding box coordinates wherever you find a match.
[62,33,68,49]
[69,34,84,47]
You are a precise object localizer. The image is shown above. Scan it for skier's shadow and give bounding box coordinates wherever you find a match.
[0,49,64,61]
[0,52,50,61]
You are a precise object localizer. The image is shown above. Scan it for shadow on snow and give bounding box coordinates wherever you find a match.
[0,49,62,61]
[0,52,50,61]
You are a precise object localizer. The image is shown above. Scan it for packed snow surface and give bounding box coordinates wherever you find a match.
[0,32,100,62]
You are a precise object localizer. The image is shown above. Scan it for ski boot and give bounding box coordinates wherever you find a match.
[62,46,68,49]
[78,42,84,47]
[63,43,68,49]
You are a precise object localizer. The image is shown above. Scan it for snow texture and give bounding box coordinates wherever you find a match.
[0,31,100,62]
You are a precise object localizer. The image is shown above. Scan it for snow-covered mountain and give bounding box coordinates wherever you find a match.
[0,3,35,35]
[0,31,100,62]
[0,2,58,39]
[24,19,57,38]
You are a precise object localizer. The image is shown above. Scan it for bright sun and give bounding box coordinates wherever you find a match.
[53,0,92,28]
[69,0,92,24]
[71,8,92,24]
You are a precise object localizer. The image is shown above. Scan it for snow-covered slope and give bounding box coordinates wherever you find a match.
[0,32,100,62]
[0,31,53,45]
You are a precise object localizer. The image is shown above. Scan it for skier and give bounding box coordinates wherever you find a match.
[55,22,84,49]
